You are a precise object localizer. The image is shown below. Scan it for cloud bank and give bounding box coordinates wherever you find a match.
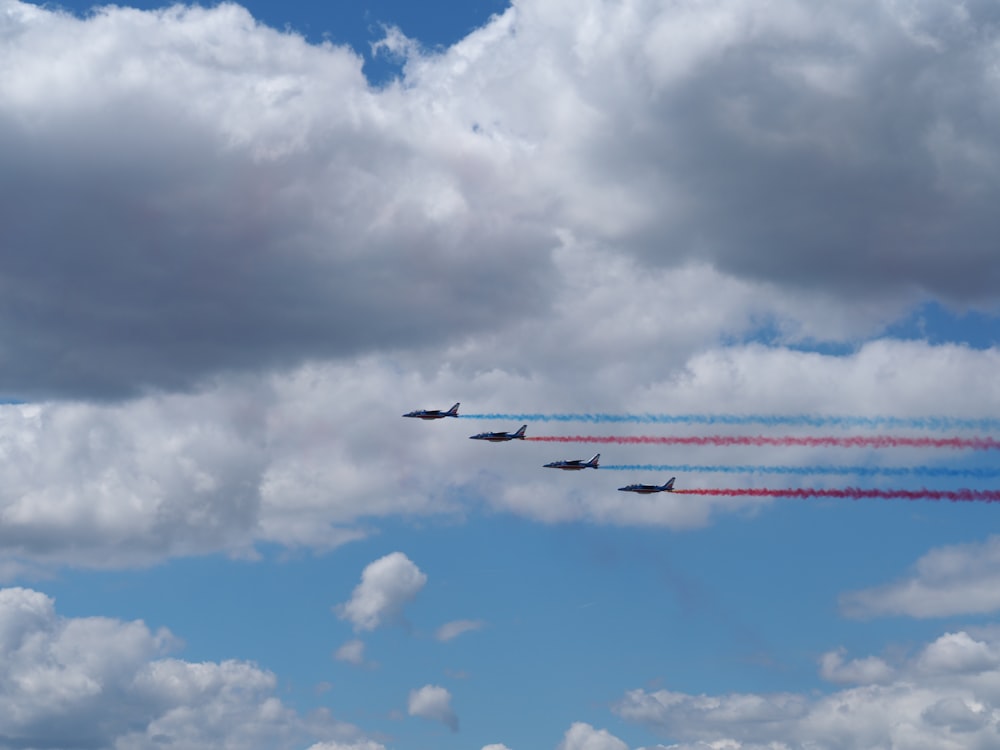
[2,0,1000,399]
[617,629,1000,748]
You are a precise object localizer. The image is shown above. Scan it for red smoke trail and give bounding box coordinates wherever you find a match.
[525,435,1000,450]
[672,487,1000,502]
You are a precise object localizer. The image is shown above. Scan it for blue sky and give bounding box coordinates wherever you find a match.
[4,1,1000,749]
[72,0,510,81]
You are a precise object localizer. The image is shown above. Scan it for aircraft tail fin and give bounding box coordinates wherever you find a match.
[664,477,675,491]
[589,454,600,467]
[514,425,527,438]
[447,403,460,416]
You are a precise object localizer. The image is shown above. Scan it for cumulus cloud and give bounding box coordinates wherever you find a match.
[435,619,485,642]
[0,0,552,400]
[0,336,997,571]
[616,629,1000,748]
[407,684,458,732]
[841,535,1000,619]
[915,631,1000,676]
[557,722,629,750]
[0,0,999,574]
[0,586,369,749]
[819,648,895,685]
[336,552,427,632]
[334,639,366,666]
[2,0,1000,400]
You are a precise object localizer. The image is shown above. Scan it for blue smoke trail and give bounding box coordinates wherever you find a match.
[599,464,1000,478]
[460,413,1000,430]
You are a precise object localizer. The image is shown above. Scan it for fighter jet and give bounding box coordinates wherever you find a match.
[618,477,675,494]
[544,454,600,470]
[403,403,460,420]
[469,425,527,442]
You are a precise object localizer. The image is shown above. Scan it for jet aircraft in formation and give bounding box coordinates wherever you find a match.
[618,477,676,494]
[469,425,528,442]
[401,406,680,491]
[544,454,600,470]
[403,403,460,420]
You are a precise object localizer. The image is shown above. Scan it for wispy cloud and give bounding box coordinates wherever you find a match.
[435,619,486,642]
[841,535,1000,619]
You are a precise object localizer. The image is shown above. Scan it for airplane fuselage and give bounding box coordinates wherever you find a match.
[403,403,460,420]
[545,454,599,470]
[469,425,527,442]
[619,478,675,493]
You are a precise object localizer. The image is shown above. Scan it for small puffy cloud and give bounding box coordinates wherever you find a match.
[407,684,458,732]
[336,552,427,632]
[819,648,895,685]
[482,744,513,750]
[435,619,486,642]
[841,535,1000,619]
[915,631,1000,676]
[557,722,629,750]
[334,639,366,666]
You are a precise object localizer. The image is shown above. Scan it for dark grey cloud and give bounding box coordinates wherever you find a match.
[0,2,554,399]
[404,0,1000,308]
[4,0,1000,401]
[646,8,1000,299]
[535,0,1000,301]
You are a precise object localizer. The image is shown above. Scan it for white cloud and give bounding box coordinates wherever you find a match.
[0,0,553,400]
[334,639,366,666]
[0,587,370,750]
[915,631,1000,676]
[435,619,485,642]
[557,722,629,750]
[0,0,998,573]
[336,552,427,632]
[616,629,1000,748]
[0,336,996,571]
[407,684,458,732]
[841,536,1000,619]
[1,0,1000,402]
[819,648,895,685]
[482,744,513,750]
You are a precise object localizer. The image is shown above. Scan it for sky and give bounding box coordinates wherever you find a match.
[2,0,1000,748]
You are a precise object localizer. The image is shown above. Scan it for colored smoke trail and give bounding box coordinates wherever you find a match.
[600,464,1000,478]
[672,487,1000,502]
[526,435,1000,450]
[462,413,1000,431]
